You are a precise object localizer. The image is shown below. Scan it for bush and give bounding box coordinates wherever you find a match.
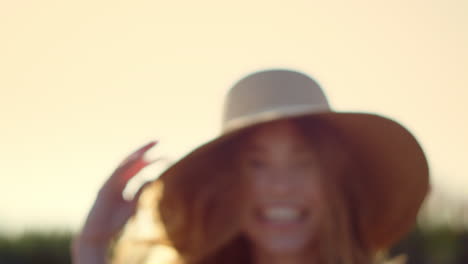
[391,226,468,264]
[0,226,467,264]
[0,230,73,264]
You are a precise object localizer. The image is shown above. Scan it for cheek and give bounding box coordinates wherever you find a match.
[300,176,324,202]
[238,172,266,238]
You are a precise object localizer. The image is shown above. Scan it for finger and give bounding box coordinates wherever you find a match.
[112,141,159,179]
[118,158,154,182]
[128,180,153,204]
[130,140,158,158]
[114,156,167,185]
[102,160,153,198]
[117,141,158,169]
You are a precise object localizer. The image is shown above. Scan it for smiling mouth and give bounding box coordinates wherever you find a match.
[256,206,308,225]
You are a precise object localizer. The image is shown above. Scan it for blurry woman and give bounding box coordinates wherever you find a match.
[72,69,429,264]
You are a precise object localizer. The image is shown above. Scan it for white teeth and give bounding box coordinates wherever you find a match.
[263,207,301,221]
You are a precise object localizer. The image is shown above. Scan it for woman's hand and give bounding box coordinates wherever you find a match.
[72,141,159,264]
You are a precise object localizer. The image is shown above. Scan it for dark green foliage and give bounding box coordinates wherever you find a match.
[0,227,467,264]
[390,226,468,264]
[0,230,73,264]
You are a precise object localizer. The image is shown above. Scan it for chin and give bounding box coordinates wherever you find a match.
[254,235,312,255]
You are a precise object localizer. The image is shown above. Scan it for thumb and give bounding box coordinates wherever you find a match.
[128,180,154,207]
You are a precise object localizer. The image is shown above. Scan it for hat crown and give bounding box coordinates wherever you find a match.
[222,69,331,132]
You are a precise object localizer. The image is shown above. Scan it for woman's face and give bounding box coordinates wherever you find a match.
[239,120,325,255]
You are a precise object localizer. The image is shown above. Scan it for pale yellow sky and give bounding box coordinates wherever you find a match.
[0,0,467,232]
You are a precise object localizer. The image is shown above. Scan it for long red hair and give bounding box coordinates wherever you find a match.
[114,117,377,264]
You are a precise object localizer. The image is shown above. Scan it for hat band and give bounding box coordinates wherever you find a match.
[222,103,331,134]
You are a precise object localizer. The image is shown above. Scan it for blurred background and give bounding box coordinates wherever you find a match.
[0,0,467,263]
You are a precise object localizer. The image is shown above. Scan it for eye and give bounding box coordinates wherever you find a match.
[245,157,267,169]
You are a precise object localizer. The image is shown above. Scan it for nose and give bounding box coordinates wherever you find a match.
[268,168,295,196]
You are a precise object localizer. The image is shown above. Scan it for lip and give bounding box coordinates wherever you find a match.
[254,207,308,230]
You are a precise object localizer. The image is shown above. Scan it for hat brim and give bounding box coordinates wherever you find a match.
[156,110,430,251]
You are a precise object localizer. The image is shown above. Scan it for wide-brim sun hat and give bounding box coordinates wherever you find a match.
[156,69,430,251]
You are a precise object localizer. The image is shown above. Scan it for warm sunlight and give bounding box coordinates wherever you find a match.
[0,0,467,234]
